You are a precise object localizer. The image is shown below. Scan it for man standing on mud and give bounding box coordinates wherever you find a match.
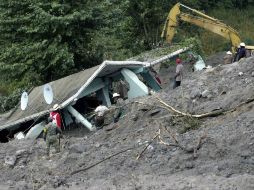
[173,58,183,89]
[223,51,233,64]
[112,93,124,123]
[43,117,62,157]
[235,42,247,61]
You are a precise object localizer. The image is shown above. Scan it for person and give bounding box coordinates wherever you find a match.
[236,42,246,61]
[173,58,184,89]
[94,100,109,129]
[50,104,62,129]
[187,53,198,65]
[112,79,130,100]
[223,51,233,64]
[149,67,162,84]
[187,53,198,72]
[112,93,124,123]
[43,117,62,157]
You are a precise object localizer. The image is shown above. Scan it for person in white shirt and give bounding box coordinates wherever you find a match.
[94,100,109,129]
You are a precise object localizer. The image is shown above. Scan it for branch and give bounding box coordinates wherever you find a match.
[71,146,137,175]
[158,129,207,155]
[136,131,160,160]
[154,96,254,119]
[155,96,224,118]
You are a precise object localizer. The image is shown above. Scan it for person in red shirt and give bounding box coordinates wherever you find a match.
[50,104,62,129]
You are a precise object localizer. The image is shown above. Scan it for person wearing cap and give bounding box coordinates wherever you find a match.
[173,58,184,89]
[94,100,109,129]
[223,51,233,64]
[236,42,246,61]
[43,117,62,157]
[112,93,124,123]
[112,79,130,100]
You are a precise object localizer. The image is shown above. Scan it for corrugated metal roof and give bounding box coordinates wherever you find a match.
[0,61,145,130]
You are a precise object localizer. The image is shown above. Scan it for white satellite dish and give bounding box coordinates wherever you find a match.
[21,92,29,110]
[43,84,54,104]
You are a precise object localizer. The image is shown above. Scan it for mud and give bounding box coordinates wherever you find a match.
[1,56,254,189]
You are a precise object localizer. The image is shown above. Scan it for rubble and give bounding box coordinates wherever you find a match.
[0,55,254,189]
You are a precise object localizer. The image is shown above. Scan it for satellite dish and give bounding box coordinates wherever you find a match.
[21,92,29,110]
[43,84,54,104]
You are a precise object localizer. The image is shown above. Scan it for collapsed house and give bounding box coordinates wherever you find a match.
[0,47,199,142]
[0,60,162,142]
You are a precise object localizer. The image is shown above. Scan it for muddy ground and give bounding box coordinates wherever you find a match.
[1,55,254,189]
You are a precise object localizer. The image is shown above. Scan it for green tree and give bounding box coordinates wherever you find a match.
[121,0,174,52]
[0,0,103,89]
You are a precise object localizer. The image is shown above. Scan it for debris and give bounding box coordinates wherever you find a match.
[238,72,244,76]
[154,96,224,118]
[190,88,201,99]
[4,155,16,167]
[14,132,25,140]
[69,143,87,154]
[136,131,160,160]
[104,124,119,131]
[201,90,211,98]
[147,145,154,151]
[1,53,254,189]
[94,142,101,148]
[158,128,208,157]
[71,146,138,175]
[25,121,45,139]
[148,108,161,116]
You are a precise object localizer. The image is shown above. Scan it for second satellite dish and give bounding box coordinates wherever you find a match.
[21,92,29,110]
[43,84,54,104]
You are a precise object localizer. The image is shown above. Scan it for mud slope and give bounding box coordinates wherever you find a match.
[1,57,254,190]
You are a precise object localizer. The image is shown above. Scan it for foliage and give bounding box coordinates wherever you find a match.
[0,88,24,113]
[0,0,103,89]
[181,37,204,56]
[179,116,201,134]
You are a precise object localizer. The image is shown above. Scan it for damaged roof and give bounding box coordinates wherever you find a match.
[0,61,146,131]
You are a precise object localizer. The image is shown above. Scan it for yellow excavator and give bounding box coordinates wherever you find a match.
[161,2,254,54]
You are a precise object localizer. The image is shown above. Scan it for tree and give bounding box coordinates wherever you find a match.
[0,0,103,89]
[121,0,173,52]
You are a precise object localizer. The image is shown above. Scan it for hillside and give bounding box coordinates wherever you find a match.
[0,56,254,189]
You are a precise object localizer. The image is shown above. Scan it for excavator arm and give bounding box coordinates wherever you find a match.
[161,3,254,52]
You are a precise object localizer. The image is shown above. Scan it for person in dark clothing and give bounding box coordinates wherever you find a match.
[43,117,62,157]
[236,42,246,61]
[112,93,124,123]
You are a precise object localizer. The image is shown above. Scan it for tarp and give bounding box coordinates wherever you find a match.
[25,121,46,139]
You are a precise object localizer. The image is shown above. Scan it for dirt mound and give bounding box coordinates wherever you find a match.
[1,57,254,189]
[205,51,226,67]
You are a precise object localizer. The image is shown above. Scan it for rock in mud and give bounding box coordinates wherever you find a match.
[4,155,16,167]
[201,89,212,98]
[190,88,201,99]
[69,143,87,154]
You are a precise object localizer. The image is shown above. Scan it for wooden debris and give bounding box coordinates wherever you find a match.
[158,127,207,156]
[136,131,160,160]
[71,146,137,175]
[154,95,254,119]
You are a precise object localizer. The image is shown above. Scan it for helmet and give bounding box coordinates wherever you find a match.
[112,93,120,98]
[240,42,245,47]
[176,58,182,64]
[226,51,232,55]
[53,104,59,110]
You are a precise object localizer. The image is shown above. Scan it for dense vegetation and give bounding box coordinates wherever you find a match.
[0,0,253,112]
